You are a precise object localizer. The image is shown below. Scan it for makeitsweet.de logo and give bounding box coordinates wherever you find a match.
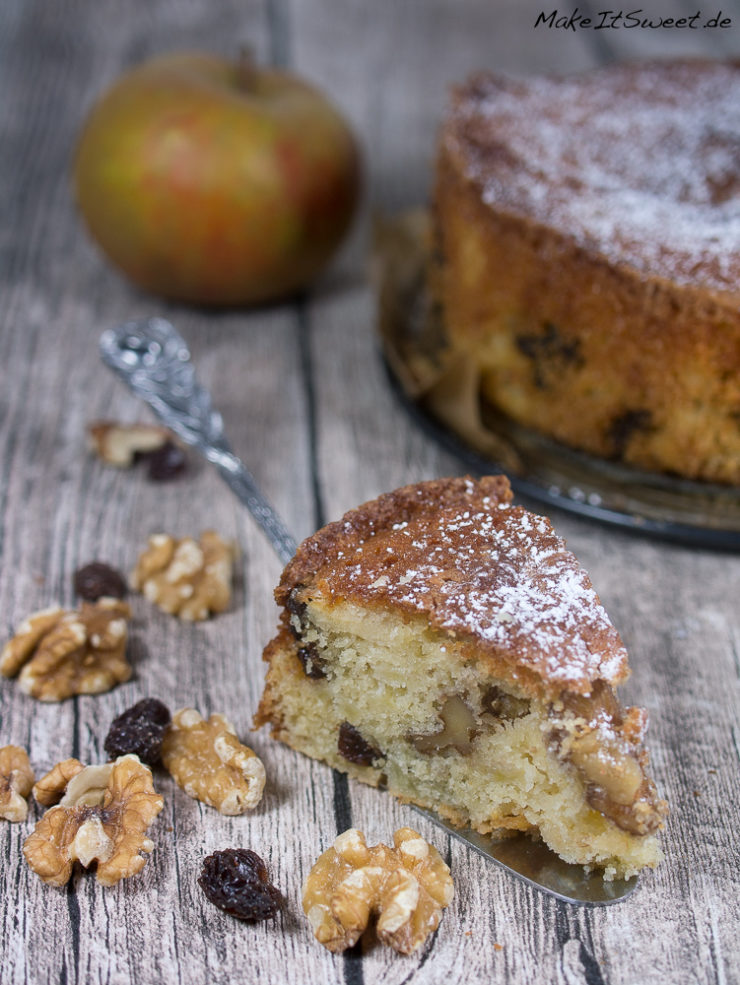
[533,8,732,30]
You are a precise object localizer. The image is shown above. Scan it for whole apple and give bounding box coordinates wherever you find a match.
[73,51,360,306]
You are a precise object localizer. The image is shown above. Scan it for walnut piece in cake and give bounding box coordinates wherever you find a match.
[303,827,454,955]
[161,709,265,815]
[548,680,667,837]
[0,599,131,701]
[23,755,163,886]
[130,531,234,621]
[0,746,35,822]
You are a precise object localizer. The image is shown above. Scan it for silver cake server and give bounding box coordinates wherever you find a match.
[99,316,638,905]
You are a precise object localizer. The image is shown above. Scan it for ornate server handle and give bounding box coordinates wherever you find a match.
[99,318,297,565]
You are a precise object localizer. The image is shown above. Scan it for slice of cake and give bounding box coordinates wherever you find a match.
[255,476,667,878]
[434,60,740,483]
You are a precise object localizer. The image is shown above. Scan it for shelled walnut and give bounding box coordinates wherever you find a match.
[88,421,170,466]
[0,746,35,822]
[161,709,265,815]
[130,531,234,621]
[303,827,454,955]
[23,755,163,886]
[32,758,85,807]
[0,599,132,701]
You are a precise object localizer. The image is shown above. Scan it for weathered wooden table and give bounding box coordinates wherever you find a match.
[2,2,739,983]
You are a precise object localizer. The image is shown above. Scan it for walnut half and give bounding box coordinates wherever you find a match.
[161,709,265,815]
[0,746,35,822]
[0,599,132,701]
[88,421,170,466]
[303,827,454,955]
[23,755,163,886]
[130,531,234,621]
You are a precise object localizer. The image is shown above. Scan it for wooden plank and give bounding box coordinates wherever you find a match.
[2,0,740,982]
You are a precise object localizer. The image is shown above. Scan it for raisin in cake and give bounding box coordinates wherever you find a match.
[434,60,740,484]
[255,476,667,878]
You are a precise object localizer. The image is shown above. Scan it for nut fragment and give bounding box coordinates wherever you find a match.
[409,695,478,755]
[161,709,265,815]
[130,531,234,621]
[0,746,35,822]
[0,599,132,701]
[550,681,668,836]
[480,685,530,723]
[33,758,85,807]
[23,755,163,886]
[302,827,454,955]
[88,421,169,467]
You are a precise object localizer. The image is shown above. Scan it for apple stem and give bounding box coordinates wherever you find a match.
[236,45,258,92]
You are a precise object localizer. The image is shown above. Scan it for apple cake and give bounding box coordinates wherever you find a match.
[255,476,667,879]
[434,60,740,484]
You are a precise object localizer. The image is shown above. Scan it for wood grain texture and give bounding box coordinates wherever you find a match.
[2,1,740,983]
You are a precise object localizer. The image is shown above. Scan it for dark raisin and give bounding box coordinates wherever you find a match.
[297,643,326,680]
[143,441,187,481]
[606,410,653,458]
[199,849,283,921]
[286,589,307,624]
[516,322,582,388]
[73,562,127,601]
[338,722,383,766]
[104,698,171,766]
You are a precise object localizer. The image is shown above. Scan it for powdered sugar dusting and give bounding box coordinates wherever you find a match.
[449,61,740,292]
[330,495,627,690]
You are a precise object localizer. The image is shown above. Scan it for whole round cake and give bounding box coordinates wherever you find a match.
[434,59,740,484]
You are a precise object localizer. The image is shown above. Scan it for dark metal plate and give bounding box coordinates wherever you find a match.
[375,211,740,550]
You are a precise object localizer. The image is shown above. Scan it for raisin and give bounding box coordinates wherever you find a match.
[338,722,383,766]
[104,698,172,766]
[286,589,307,624]
[297,643,326,680]
[143,441,187,481]
[516,322,582,388]
[606,410,653,458]
[199,849,283,921]
[73,562,127,601]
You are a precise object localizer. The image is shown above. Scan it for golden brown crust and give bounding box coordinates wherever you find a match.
[271,476,628,697]
[444,60,740,295]
[253,629,292,732]
[434,61,740,484]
